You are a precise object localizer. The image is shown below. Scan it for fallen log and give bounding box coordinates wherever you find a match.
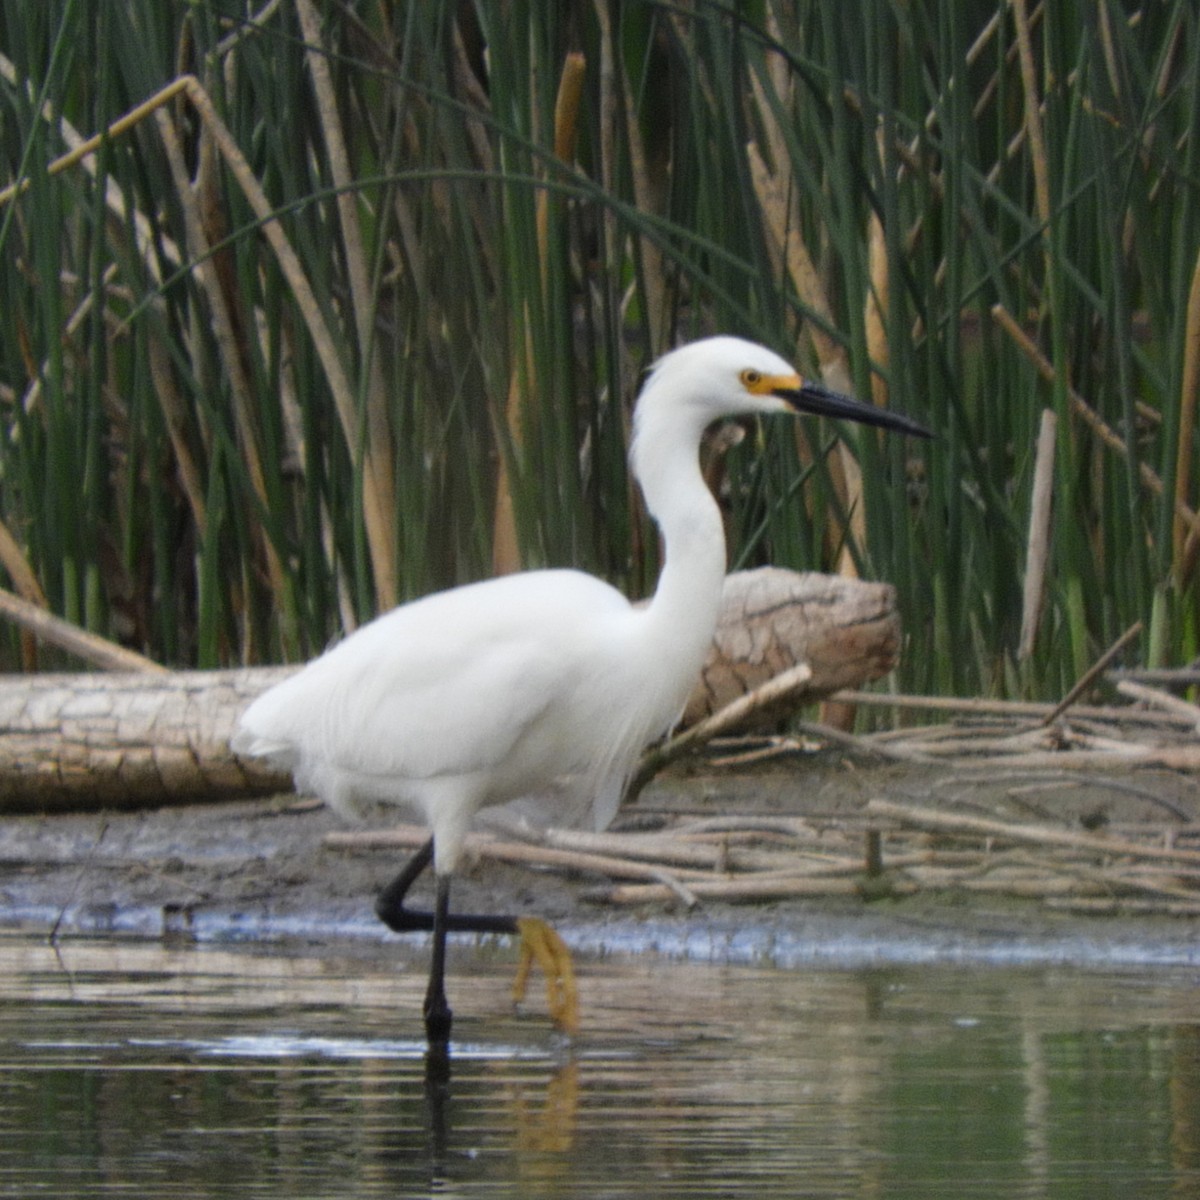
[0,569,900,812]
[683,568,898,722]
[0,668,294,811]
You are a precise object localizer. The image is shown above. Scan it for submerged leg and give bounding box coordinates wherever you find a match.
[375,838,455,1044]
[374,836,579,1040]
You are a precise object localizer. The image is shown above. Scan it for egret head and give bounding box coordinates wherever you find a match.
[635,335,931,439]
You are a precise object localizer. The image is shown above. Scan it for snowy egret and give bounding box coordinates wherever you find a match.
[232,335,930,1049]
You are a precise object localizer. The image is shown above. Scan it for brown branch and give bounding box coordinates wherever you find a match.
[1042,619,1143,725]
[1114,678,1200,728]
[865,799,1200,867]
[833,688,1199,727]
[991,304,1200,548]
[0,587,167,674]
[629,662,814,798]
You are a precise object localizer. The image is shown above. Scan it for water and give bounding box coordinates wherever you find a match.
[1,931,1197,1198]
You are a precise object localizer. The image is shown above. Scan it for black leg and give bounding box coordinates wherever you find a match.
[424,874,453,1046]
[375,836,520,1052]
[375,837,519,937]
[375,837,436,931]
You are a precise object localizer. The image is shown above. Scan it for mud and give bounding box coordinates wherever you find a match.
[2,754,1199,968]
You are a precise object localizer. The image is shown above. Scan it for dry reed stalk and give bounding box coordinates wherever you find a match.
[145,335,208,543]
[1041,620,1143,725]
[868,721,995,744]
[537,827,758,871]
[1114,678,1200,728]
[672,815,826,839]
[1110,666,1200,687]
[154,105,290,614]
[945,747,1200,771]
[991,303,1200,536]
[865,195,890,414]
[903,864,1100,898]
[18,262,119,422]
[742,39,850,386]
[819,184,889,591]
[584,875,897,906]
[704,737,819,768]
[867,731,1045,758]
[834,687,1200,727]
[0,74,194,208]
[537,826,853,876]
[866,799,1200,867]
[744,124,861,581]
[858,731,1200,772]
[7,70,400,614]
[794,718,926,761]
[0,53,184,283]
[1011,0,1052,236]
[629,662,814,796]
[744,148,843,373]
[296,0,397,609]
[864,722,1153,760]
[491,335,534,577]
[0,519,46,610]
[324,826,715,885]
[492,51,587,576]
[319,799,1200,915]
[177,78,398,612]
[1018,409,1056,659]
[592,0,619,318]
[1110,866,1200,898]
[1176,245,1200,582]
[1047,896,1200,917]
[624,24,671,349]
[0,587,167,673]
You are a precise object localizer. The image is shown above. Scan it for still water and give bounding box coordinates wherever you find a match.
[0,931,1197,1198]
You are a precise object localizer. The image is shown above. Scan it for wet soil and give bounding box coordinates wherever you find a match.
[2,753,1199,968]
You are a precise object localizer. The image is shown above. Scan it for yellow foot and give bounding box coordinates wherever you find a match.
[512,916,579,1035]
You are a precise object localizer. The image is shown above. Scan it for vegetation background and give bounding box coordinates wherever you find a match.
[1,0,1198,706]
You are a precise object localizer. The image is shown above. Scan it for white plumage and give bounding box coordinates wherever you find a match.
[234,568,658,865]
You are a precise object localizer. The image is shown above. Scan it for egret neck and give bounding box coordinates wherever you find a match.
[627,381,730,729]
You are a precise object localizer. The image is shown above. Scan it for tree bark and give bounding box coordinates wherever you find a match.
[0,569,900,813]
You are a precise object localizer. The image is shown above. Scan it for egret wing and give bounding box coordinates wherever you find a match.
[330,632,570,780]
[238,570,629,787]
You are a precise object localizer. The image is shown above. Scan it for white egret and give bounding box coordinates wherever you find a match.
[232,335,930,1050]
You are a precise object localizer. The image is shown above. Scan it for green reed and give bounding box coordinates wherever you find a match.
[0,0,1197,705]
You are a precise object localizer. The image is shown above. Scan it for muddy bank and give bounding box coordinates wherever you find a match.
[1,755,1199,970]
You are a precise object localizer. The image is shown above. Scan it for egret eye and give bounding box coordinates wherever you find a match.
[740,368,763,389]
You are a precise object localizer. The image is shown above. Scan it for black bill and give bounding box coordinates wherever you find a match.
[780,381,932,440]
